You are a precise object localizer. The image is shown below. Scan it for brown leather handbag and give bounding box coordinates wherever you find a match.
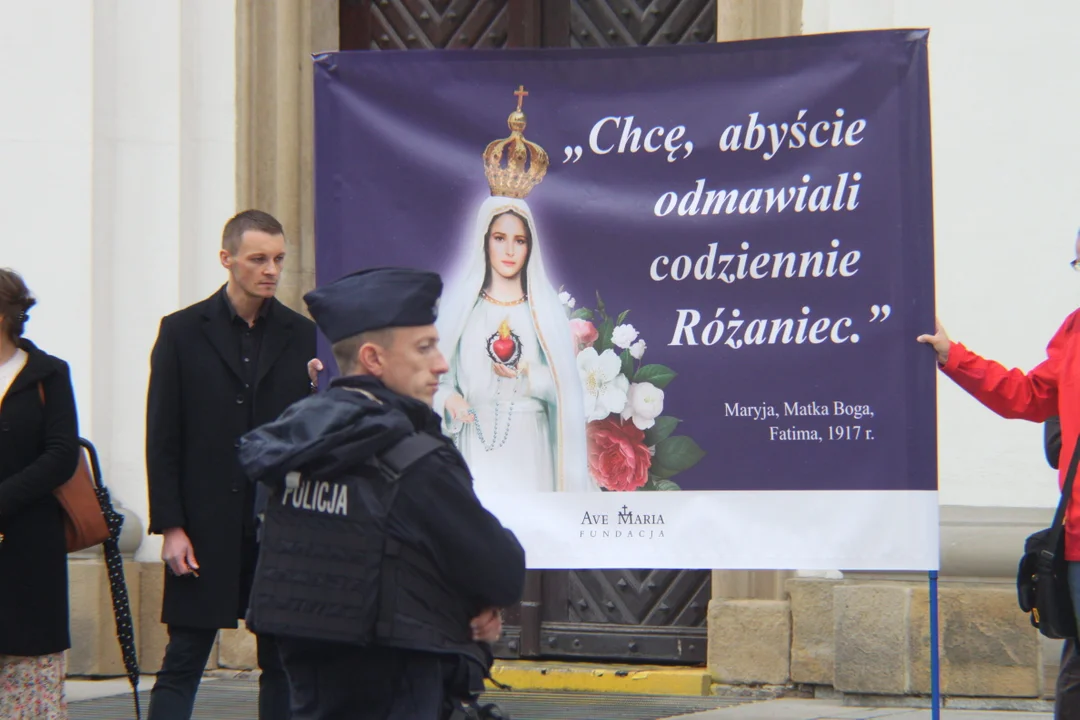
[37,382,111,552]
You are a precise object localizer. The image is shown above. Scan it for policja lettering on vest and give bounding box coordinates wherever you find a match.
[280,472,348,516]
[237,267,526,720]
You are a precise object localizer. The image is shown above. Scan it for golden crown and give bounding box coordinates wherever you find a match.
[483,86,549,199]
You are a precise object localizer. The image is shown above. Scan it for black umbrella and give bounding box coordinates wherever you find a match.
[81,438,142,720]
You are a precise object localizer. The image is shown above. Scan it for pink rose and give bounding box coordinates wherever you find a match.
[570,319,599,355]
[586,418,651,492]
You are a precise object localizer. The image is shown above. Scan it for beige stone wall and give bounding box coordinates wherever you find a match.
[68,558,143,677]
[709,599,791,684]
[716,0,802,41]
[706,577,1055,702]
[67,560,216,676]
[70,561,1059,705]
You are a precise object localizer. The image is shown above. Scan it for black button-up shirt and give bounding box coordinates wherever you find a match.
[221,286,271,420]
[220,286,271,536]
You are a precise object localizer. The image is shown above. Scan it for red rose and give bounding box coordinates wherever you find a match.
[587,418,652,491]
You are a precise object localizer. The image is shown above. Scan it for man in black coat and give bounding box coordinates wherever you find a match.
[145,210,316,720]
[238,267,527,719]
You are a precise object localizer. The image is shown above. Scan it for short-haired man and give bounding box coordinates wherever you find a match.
[146,209,316,719]
[238,267,526,719]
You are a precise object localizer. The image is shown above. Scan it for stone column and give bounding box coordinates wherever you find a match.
[716,0,803,41]
[236,0,339,314]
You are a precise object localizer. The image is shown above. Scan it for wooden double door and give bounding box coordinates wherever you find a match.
[340,0,717,50]
[338,0,713,663]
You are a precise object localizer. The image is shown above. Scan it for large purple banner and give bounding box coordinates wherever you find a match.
[313,30,938,570]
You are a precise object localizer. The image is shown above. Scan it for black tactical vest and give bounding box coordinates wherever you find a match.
[246,431,449,647]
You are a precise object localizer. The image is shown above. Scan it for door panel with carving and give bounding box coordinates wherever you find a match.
[373,0,510,49]
[568,0,716,47]
[546,569,710,662]
[340,0,512,50]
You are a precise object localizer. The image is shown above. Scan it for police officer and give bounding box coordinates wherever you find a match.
[237,267,526,719]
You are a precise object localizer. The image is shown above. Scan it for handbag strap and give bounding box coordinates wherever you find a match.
[37,380,44,406]
[1053,432,1080,529]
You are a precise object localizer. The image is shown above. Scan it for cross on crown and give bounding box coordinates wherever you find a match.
[482,85,549,199]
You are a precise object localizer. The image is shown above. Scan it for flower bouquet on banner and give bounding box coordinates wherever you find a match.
[559,289,706,492]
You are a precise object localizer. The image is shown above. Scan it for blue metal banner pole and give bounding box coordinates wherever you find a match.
[929,570,941,719]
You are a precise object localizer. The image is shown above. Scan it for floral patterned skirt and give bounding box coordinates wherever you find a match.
[0,652,66,720]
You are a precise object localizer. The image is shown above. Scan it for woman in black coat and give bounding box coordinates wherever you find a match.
[0,269,80,719]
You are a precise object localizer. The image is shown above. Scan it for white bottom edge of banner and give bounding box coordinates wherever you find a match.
[476,490,940,571]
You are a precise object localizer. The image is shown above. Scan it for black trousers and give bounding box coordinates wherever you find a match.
[277,639,466,720]
[147,625,290,720]
[148,533,289,719]
[1058,639,1080,719]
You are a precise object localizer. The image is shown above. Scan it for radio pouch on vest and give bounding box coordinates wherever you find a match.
[1017,432,1080,640]
[246,431,444,646]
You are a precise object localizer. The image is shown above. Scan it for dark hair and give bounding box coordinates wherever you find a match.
[0,268,36,343]
[482,210,532,292]
[222,209,285,254]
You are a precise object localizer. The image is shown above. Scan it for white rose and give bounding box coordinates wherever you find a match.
[629,339,646,360]
[578,347,630,421]
[568,297,576,309]
[611,323,639,350]
[621,381,664,430]
[558,291,574,307]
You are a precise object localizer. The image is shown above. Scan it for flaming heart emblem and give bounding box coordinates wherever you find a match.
[487,318,522,367]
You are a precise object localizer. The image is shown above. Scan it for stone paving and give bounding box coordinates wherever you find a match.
[66,677,744,719]
[65,677,1054,720]
[670,698,1052,719]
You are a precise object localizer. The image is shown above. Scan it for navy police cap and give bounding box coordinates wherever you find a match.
[303,267,442,343]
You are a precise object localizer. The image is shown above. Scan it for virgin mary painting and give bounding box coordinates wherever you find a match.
[433,88,595,494]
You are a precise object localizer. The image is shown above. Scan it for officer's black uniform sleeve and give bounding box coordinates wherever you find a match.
[1046,416,1062,470]
[396,456,527,611]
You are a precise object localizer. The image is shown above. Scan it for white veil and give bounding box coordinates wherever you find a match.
[434,195,595,492]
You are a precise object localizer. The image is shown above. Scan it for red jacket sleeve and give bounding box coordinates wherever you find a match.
[939,317,1071,423]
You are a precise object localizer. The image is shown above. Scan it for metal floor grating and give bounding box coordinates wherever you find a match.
[69,679,751,719]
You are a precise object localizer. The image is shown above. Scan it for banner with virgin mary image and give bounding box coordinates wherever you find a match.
[312,29,939,571]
